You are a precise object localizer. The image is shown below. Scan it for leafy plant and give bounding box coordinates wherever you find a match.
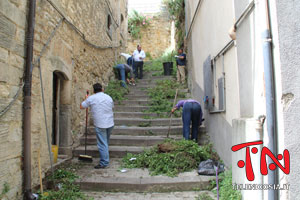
[39,167,91,200]
[122,139,218,177]
[105,80,129,101]
[195,192,214,200]
[128,10,151,39]
[163,0,185,48]
[146,79,185,115]
[208,169,242,200]
[143,50,177,78]
[0,182,10,199]
[138,122,151,127]
[217,170,242,200]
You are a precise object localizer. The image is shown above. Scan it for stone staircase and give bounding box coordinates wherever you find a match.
[72,73,214,198]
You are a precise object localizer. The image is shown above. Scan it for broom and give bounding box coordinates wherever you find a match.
[79,90,93,162]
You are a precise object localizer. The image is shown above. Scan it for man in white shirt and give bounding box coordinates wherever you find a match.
[80,83,114,169]
[132,45,146,79]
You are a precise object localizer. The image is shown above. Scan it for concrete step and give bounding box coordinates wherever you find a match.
[117,98,188,106]
[128,84,157,88]
[127,88,189,96]
[84,191,217,200]
[79,135,182,146]
[85,191,217,200]
[124,95,149,100]
[117,100,151,106]
[128,90,148,95]
[114,105,149,112]
[74,159,214,193]
[114,112,164,118]
[87,126,185,136]
[136,76,174,82]
[73,145,149,158]
[114,118,182,126]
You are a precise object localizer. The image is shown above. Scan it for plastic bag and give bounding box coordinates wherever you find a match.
[198,159,225,176]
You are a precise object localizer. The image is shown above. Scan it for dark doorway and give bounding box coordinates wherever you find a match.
[52,72,62,145]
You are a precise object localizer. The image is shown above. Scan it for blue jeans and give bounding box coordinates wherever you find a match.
[114,64,126,87]
[95,126,113,166]
[182,102,202,142]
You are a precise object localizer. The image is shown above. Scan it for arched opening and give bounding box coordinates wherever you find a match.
[107,14,112,30]
[52,71,71,155]
[120,14,124,34]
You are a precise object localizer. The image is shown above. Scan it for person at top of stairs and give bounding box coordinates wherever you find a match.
[171,99,203,142]
[80,83,114,169]
[132,44,146,79]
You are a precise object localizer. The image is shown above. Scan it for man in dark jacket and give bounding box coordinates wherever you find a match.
[175,48,186,84]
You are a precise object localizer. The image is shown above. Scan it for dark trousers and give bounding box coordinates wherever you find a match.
[133,61,144,79]
[182,102,201,142]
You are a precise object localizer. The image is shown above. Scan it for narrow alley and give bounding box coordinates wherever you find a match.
[0,0,299,200]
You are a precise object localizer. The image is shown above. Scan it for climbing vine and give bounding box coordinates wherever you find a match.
[128,10,151,39]
[163,0,185,48]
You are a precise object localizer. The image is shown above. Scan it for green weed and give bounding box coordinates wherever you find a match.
[147,79,185,114]
[122,139,218,177]
[138,122,151,127]
[195,192,214,200]
[217,170,242,200]
[0,182,10,199]
[38,165,92,200]
[209,170,242,200]
[105,80,129,101]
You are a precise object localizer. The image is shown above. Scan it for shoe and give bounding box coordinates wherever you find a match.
[94,164,108,169]
[132,83,136,86]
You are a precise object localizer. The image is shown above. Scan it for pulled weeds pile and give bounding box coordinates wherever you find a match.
[122,139,219,177]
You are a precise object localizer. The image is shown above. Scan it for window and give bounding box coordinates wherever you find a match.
[107,14,112,30]
[107,14,112,39]
[120,14,124,37]
[203,55,226,113]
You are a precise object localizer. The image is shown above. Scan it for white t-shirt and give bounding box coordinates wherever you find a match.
[81,92,114,128]
[133,50,146,62]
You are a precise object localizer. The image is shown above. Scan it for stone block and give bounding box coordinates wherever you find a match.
[0,0,26,28]
[0,84,10,97]
[8,53,24,69]
[16,27,25,43]
[0,32,25,57]
[0,62,23,85]
[0,13,17,37]
[0,47,8,63]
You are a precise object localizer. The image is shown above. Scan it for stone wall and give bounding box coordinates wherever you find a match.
[126,12,173,59]
[0,0,127,199]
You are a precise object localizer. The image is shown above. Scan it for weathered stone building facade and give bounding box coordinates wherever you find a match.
[126,11,174,59]
[0,0,128,198]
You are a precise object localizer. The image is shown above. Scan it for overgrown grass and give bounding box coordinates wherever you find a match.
[195,192,214,200]
[209,170,242,200]
[122,139,218,177]
[38,165,92,200]
[144,50,177,77]
[105,80,129,101]
[146,79,185,116]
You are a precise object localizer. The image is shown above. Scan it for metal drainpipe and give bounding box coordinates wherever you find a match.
[260,0,278,199]
[23,0,36,199]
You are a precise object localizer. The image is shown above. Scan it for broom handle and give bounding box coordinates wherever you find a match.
[167,89,178,138]
[85,90,89,155]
